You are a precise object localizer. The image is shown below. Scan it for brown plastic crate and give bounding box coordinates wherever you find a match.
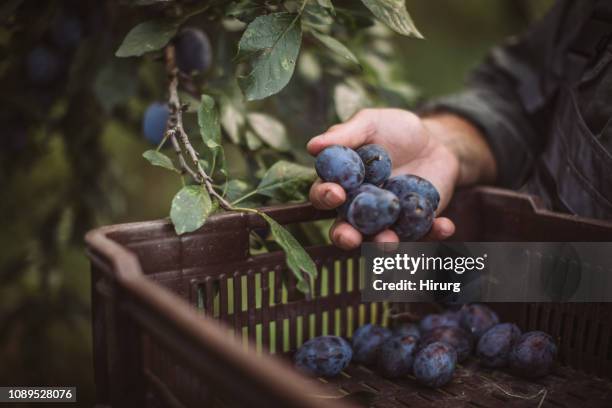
[85,187,612,408]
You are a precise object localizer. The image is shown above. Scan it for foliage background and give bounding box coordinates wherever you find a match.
[0,0,552,406]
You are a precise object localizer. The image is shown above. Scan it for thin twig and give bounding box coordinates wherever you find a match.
[164,45,233,210]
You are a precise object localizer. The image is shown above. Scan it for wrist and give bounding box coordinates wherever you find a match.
[421,113,497,186]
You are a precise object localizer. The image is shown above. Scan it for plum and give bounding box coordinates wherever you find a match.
[315,145,365,190]
[377,335,418,378]
[26,47,63,85]
[294,336,352,377]
[143,102,170,145]
[384,174,440,211]
[420,326,473,362]
[413,341,457,388]
[175,28,213,74]
[356,144,392,185]
[419,311,461,333]
[477,323,521,368]
[393,322,421,339]
[509,331,557,378]
[337,183,379,219]
[347,187,400,235]
[392,193,434,241]
[352,324,392,365]
[460,304,499,339]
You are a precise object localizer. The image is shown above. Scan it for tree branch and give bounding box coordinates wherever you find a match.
[164,45,233,210]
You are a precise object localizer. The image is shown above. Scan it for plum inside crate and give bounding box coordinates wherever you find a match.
[86,187,612,408]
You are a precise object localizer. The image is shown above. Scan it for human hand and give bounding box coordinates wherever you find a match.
[308,109,464,250]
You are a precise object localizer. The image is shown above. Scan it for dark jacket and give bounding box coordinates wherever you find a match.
[426,0,612,220]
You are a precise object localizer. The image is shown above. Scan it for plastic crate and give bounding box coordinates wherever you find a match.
[85,187,612,408]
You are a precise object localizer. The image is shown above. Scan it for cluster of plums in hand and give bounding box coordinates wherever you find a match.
[142,28,213,145]
[294,303,557,389]
[315,144,439,240]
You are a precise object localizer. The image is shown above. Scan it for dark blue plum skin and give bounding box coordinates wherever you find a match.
[509,331,557,378]
[51,13,82,49]
[392,193,434,241]
[477,323,521,368]
[377,335,418,378]
[175,28,213,74]
[337,183,379,219]
[347,188,400,235]
[413,342,457,388]
[420,326,473,362]
[143,103,170,145]
[294,336,352,377]
[460,304,500,339]
[419,311,461,333]
[26,47,63,85]
[393,322,421,339]
[357,144,392,185]
[352,324,392,365]
[384,174,440,211]
[315,145,365,190]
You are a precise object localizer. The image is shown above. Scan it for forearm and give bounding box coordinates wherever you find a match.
[422,113,497,187]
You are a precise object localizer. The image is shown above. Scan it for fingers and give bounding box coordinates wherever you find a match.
[309,179,346,210]
[330,221,362,250]
[423,217,456,241]
[329,216,455,251]
[307,109,378,156]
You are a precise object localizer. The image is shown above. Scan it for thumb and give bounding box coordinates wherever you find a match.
[307,109,377,156]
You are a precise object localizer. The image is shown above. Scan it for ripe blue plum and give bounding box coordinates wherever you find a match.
[143,102,170,145]
[420,326,473,362]
[352,324,392,365]
[413,342,457,388]
[347,188,400,235]
[393,322,421,339]
[315,145,365,190]
[51,13,82,49]
[377,335,418,378]
[460,304,500,339]
[419,311,461,333]
[294,336,352,377]
[384,174,440,211]
[26,47,63,85]
[477,323,521,368]
[509,331,557,378]
[356,144,392,185]
[175,28,213,74]
[337,183,379,219]
[392,193,434,241]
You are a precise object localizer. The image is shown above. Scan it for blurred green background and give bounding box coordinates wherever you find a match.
[0,0,552,406]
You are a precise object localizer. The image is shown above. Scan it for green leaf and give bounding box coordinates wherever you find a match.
[170,185,213,235]
[220,96,244,144]
[245,130,262,151]
[260,213,317,293]
[198,94,227,179]
[360,0,423,38]
[94,60,138,113]
[115,18,181,57]
[237,12,302,100]
[247,112,290,151]
[256,160,316,201]
[142,150,179,173]
[316,0,334,11]
[333,79,372,121]
[311,31,360,68]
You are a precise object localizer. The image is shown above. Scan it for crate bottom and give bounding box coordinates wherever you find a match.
[299,359,612,408]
